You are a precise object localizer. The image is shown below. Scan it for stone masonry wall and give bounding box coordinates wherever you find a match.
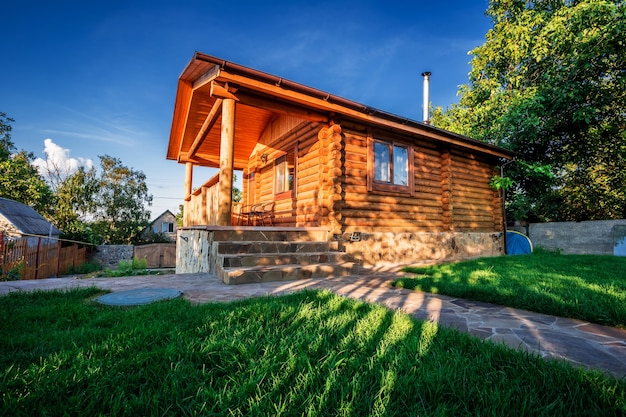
[176,229,211,274]
[342,231,504,267]
[93,245,135,269]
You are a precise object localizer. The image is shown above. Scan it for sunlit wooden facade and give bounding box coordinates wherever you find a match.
[167,52,515,267]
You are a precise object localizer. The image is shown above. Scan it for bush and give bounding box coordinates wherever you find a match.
[104,257,148,277]
[67,261,102,275]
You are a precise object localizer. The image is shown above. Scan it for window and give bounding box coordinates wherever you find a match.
[161,222,174,233]
[369,137,414,194]
[274,150,295,197]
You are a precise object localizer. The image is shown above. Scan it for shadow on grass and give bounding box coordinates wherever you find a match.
[1,288,624,416]
[394,253,626,328]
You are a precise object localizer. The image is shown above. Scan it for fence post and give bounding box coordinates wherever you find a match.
[34,236,42,280]
[56,241,62,277]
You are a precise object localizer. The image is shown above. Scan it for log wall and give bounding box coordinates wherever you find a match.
[243,115,323,226]
[338,124,502,234]
[237,117,506,264]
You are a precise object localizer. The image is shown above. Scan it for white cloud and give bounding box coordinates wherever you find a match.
[32,139,94,181]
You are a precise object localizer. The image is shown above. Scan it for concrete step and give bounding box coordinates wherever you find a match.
[220,251,355,268]
[220,262,360,285]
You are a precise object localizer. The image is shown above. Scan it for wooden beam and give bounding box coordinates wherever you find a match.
[210,81,239,101]
[187,98,223,158]
[217,98,236,226]
[184,162,193,200]
[236,91,328,123]
[170,80,193,162]
[192,65,220,90]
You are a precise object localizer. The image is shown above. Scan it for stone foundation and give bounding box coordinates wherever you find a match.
[176,229,212,274]
[177,228,504,275]
[341,231,504,266]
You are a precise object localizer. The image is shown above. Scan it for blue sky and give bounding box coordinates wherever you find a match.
[1,0,492,218]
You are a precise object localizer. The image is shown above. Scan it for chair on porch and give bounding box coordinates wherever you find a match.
[250,201,274,226]
[238,203,259,226]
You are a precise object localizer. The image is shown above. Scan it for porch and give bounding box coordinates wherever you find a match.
[182,172,299,228]
[176,225,360,284]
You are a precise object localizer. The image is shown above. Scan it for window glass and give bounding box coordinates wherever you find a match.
[275,157,285,193]
[275,150,295,195]
[371,138,412,193]
[374,142,390,182]
[393,145,408,186]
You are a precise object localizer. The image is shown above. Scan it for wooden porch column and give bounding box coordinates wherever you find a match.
[217,98,235,226]
[183,162,193,227]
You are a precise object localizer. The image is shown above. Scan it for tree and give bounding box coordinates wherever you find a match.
[175,204,184,227]
[0,113,54,215]
[91,155,153,245]
[51,155,153,244]
[432,0,626,222]
[54,166,99,243]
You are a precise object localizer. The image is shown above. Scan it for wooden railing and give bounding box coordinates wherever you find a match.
[183,173,241,226]
[0,233,90,280]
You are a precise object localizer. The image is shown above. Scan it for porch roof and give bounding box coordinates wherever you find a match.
[167,52,514,169]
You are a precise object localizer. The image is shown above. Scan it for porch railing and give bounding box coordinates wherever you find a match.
[183,173,240,226]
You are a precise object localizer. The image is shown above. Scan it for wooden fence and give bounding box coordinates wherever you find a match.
[0,233,90,280]
[134,243,176,268]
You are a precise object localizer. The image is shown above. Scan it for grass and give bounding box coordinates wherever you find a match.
[1,288,625,416]
[393,251,626,329]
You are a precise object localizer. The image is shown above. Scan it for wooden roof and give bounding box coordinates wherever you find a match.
[167,52,514,169]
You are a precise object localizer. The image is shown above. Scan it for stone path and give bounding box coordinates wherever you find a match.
[2,272,626,378]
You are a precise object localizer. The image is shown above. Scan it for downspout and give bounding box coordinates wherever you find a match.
[500,158,516,254]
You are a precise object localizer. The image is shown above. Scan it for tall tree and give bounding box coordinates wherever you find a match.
[0,113,54,215]
[91,155,153,244]
[433,0,626,222]
[54,166,99,243]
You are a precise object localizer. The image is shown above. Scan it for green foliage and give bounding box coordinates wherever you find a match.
[104,257,148,277]
[53,166,100,243]
[175,204,184,227]
[434,0,626,222]
[52,155,153,245]
[66,261,102,275]
[397,253,626,328]
[1,289,624,415]
[1,261,24,281]
[0,114,152,245]
[140,231,173,244]
[0,113,54,215]
[91,155,152,244]
[232,173,242,202]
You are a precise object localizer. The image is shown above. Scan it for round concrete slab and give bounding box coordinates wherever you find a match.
[96,288,182,306]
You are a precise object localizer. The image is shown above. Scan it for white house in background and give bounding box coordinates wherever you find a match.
[148,210,177,241]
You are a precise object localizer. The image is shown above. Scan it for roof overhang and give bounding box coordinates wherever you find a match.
[167,52,515,170]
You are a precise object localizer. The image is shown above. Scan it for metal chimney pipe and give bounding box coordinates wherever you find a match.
[421,71,431,125]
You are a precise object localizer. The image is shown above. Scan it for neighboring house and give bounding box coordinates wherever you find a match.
[167,52,515,283]
[146,210,177,241]
[0,197,61,246]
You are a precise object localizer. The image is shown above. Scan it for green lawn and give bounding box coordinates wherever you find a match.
[1,288,624,416]
[394,252,626,329]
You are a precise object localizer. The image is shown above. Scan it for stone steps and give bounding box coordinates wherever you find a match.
[220,262,360,285]
[213,236,360,285]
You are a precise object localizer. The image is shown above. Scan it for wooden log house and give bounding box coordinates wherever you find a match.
[167,52,515,283]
